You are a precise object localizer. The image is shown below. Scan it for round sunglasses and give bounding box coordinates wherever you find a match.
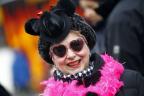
[50,38,86,58]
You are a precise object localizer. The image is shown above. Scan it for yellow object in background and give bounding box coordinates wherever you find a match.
[2,1,48,92]
[0,6,3,25]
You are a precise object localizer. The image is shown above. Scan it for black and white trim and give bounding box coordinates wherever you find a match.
[54,62,94,82]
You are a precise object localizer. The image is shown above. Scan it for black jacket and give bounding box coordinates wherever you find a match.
[104,0,144,75]
[117,69,144,96]
[85,54,144,96]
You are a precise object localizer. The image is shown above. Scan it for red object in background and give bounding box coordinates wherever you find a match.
[2,0,56,92]
[1,0,83,92]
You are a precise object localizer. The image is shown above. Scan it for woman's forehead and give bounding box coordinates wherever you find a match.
[59,32,81,44]
[51,31,81,45]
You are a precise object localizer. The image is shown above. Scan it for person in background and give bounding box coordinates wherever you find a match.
[79,0,106,54]
[97,0,144,76]
[24,0,144,96]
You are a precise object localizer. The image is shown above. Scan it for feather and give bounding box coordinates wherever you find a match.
[41,54,124,96]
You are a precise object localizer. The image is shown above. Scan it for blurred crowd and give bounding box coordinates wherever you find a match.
[0,0,144,96]
[78,0,144,76]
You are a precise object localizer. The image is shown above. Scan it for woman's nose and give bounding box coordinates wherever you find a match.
[66,48,76,59]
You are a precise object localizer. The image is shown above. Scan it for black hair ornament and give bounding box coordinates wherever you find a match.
[25,0,76,43]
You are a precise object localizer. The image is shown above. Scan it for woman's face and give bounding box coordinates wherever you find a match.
[50,31,90,75]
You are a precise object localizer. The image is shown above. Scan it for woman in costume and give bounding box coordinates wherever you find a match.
[24,0,144,96]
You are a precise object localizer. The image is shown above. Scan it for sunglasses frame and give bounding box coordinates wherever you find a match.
[49,36,87,58]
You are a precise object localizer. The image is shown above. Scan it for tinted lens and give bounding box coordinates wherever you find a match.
[52,45,66,57]
[70,38,84,52]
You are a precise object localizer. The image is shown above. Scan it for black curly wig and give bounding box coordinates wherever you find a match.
[24,0,96,64]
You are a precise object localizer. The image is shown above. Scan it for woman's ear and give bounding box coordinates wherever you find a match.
[49,51,54,62]
[51,55,54,62]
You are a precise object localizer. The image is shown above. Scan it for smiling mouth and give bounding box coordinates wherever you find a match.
[67,60,81,68]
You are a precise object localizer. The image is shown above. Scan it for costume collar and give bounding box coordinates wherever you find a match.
[54,62,94,82]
